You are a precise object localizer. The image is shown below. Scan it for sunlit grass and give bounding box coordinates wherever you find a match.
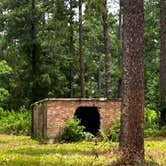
[145,137,166,166]
[0,135,165,166]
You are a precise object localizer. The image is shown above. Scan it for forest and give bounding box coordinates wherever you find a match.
[0,0,160,110]
[0,0,166,165]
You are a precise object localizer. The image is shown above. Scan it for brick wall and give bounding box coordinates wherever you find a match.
[32,98,121,139]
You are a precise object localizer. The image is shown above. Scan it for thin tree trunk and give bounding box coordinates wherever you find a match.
[31,0,37,138]
[31,0,38,102]
[119,0,144,163]
[102,0,111,99]
[117,0,123,98]
[69,0,74,98]
[160,0,166,127]
[118,0,123,41]
[98,55,102,97]
[79,0,85,98]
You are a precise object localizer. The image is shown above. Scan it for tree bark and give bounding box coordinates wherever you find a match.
[79,0,85,98]
[119,0,144,163]
[31,0,38,102]
[69,0,74,98]
[118,0,123,41]
[160,0,166,127]
[31,0,37,137]
[102,0,112,99]
[117,0,123,98]
[98,55,102,97]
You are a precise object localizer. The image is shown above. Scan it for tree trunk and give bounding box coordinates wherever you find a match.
[119,0,144,163]
[102,0,112,99]
[118,0,123,41]
[79,0,85,98]
[69,0,74,98]
[117,0,123,98]
[98,55,102,97]
[31,0,38,102]
[160,0,166,127]
[31,0,37,138]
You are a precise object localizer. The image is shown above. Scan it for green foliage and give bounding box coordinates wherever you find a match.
[144,128,160,138]
[58,118,85,142]
[0,0,123,109]
[83,132,95,141]
[144,0,160,111]
[144,108,166,137]
[0,60,12,75]
[0,60,12,108]
[159,126,166,136]
[107,109,163,140]
[0,107,31,135]
[144,125,166,137]
[108,118,120,142]
[0,88,10,103]
[0,0,162,121]
[144,108,159,129]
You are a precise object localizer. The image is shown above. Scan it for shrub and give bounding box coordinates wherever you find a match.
[144,128,159,138]
[158,125,166,136]
[144,108,159,129]
[83,132,95,142]
[140,109,166,137]
[144,127,166,138]
[108,118,120,142]
[0,107,31,135]
[57,118,85,142]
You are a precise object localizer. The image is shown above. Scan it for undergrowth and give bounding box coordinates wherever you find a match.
[0,107,31,135]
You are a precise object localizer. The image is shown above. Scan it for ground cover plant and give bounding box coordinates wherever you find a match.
[0,135,165,166]
[0,107,31,136]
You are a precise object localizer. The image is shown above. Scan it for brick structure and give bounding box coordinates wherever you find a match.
[32,98,121,139]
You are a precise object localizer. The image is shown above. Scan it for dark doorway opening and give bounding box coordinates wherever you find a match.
[74,107,100,135]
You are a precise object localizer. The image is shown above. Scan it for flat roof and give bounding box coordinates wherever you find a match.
[32,98,121,105]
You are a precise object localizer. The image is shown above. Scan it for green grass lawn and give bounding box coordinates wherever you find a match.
[0,135,165,166]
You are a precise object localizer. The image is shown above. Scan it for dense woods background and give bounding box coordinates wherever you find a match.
[0,0,161,112]
[0,0,166,164]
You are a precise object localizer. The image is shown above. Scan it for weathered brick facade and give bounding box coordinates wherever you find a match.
[32,98,121,139]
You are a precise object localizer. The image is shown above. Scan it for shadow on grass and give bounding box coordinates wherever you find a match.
[8,146,112,157]
[145,136,166,141]
[0,159,40,166]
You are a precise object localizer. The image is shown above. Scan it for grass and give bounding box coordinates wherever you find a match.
[0,135,165,166]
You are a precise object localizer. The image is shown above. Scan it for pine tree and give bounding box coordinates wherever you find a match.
[102,0,112,99]
[119,0,144,163]
[160,0,166,127]
[31,0,39,102]
[79,0,85,97]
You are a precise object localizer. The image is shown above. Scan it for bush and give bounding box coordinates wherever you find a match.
[0,107,31,135]
[144,128,159,138]
[144,108,159,129]
[83,132,95,142]
[108,118,120,142]
[108,108,162,140]
[57,118,85,142]
[144,126,166,138]
[141,109,166,137]
[159,126,166,136]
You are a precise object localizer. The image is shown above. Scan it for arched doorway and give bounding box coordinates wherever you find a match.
[74,106,100,135]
